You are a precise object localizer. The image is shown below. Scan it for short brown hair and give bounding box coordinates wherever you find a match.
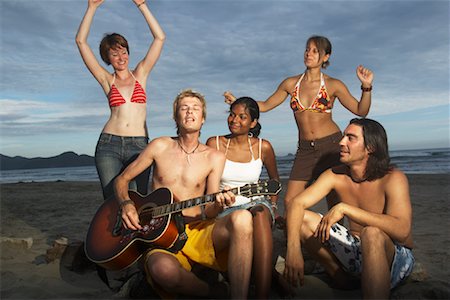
[99,33,129,65]
[306,35,332,69]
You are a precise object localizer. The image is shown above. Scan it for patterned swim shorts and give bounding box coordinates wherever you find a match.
[325,221,415,288]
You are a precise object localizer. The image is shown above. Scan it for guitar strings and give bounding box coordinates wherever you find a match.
[150,181,276,217]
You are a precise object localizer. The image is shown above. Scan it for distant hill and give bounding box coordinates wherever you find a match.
[0,152,95,170]
[0,151,295,171]
[277,153,295,160]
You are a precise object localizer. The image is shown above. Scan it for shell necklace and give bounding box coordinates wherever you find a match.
[177,139,200,165]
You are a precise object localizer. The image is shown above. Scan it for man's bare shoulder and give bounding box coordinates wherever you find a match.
[384,168,409,186]
[147,136,175,153]
[313,166,347,187]
[205,135,219,148]
[330,164,349,176]
[202,143,226,163]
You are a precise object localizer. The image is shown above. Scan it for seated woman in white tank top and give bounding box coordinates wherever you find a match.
[206,97,280,299]
[219,135,264,208]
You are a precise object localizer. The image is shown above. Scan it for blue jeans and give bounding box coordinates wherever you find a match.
[95,133,150,200]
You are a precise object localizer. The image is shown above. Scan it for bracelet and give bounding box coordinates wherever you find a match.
[137,0,146,7]
[361,85,373,92]
[120,199,135,208]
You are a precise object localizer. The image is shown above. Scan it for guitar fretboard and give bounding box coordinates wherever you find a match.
[150,180,279,217]
[151,187,240,217]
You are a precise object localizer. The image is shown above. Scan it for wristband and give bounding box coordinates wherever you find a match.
[361,85,372,92]
[137,0,145,7]
[120,199,135,208]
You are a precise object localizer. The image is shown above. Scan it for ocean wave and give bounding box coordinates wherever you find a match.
[390,148,449,158]
[1,148,449,183]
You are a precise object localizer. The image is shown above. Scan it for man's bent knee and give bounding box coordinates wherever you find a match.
[360,226,389,245]
[360,226,395,259]
[147,253,182,288]
[228,209,253,235]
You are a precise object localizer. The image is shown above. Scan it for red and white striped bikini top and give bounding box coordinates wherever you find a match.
[108,71,147,107]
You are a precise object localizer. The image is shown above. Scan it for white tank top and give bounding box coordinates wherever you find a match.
[216,136,263,207]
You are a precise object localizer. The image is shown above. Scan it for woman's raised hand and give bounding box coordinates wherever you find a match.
[132,0,145,6]
[224,91,237,105]
[88,0,104,9]
[356,65,374,87]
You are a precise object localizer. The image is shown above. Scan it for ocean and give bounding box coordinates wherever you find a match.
[1,148,449,184]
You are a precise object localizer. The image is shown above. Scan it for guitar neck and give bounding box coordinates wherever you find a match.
[151,186,241,217]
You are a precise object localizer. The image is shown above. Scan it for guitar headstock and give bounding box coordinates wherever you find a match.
[240,179,282,197]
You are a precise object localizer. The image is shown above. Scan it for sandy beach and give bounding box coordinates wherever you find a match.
[1,175,449,299]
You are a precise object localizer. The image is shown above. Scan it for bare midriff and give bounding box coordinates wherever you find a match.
[102,104,148,137]
[294,111,341,141]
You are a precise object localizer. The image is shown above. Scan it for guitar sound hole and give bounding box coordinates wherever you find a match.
[139,209,165,234]
[140,213,165,231]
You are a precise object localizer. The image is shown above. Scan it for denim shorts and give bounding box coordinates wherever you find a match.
[95,133,150,200]
[326,221,415,288]
[217,196,275,225]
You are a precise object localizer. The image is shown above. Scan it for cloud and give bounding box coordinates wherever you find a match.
[0,99,106,136]
[1,0,448,157]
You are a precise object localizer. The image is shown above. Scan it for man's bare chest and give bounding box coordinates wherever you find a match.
[338,183,387,213]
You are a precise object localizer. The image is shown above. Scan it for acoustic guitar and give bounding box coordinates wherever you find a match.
[85,179,281,270]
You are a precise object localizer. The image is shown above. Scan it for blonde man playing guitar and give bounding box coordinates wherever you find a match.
[114,89,253,299]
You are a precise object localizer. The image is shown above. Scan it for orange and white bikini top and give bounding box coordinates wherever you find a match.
[290,72,333,113]
[108,71,147,107]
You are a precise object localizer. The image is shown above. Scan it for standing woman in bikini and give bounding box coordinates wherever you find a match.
[206,97,280,299]
[76,0,165,199]
[224,36,374,223]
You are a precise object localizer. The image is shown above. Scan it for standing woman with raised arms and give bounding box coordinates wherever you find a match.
[76,0,165,199]
[225,36,374,224]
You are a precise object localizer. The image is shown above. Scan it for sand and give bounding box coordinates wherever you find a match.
[1,175,449,299]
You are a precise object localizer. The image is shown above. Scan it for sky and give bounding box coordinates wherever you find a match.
[1,0,449,158]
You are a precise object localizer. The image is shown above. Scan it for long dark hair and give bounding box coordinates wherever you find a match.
[350,118,394,180]
[231,97,261,137]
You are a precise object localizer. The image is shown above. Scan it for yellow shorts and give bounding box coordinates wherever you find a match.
[144,219,228,298]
